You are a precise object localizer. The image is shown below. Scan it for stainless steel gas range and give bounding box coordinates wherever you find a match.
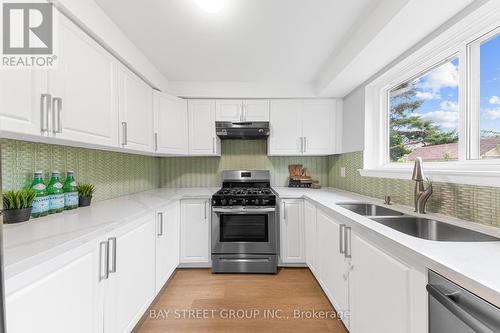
[211,170,278,273]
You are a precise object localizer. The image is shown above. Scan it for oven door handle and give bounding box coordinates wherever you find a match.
[212,207,276,214]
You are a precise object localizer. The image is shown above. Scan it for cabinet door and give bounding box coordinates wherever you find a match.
[316,209,349,325]
[118,67,154,152]
[0,69,47,137]
[188,100,219,155]
[154,92,188,154]
[215,100,242,122]
[155,201,180,294]
[280,199,305,264]
[244,100,269,121]
[268,100,302,155]
[6,240,104,333]
[350,234,412,333]
[105,215,156,333]
[49,13,119,147]
[180,199,210,264]
[302,100,333,155]
[304,200,318,275]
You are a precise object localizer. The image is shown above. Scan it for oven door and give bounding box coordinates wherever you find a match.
[212,207,276,254]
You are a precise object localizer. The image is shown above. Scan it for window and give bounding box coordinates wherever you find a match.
[389,58,459,163]
[362,4,500,187]
[479,33,500,160]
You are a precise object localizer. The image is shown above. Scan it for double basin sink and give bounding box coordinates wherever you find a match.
[336,203,499,242]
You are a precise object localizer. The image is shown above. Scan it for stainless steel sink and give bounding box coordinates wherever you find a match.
[336,203,405,216]
[371,216,500,242]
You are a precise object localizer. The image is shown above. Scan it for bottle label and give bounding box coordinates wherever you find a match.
[49,194,64,210]
[53,182,63,189]
[32,196,49,213]
[64,192,78,206]
[33,183,46,191]
[70,181,77,187]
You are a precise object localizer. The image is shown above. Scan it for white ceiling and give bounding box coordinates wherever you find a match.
[94,0,476,98]
[94,0,379,82]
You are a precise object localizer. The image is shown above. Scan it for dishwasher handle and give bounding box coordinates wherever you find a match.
[426,284,497,333]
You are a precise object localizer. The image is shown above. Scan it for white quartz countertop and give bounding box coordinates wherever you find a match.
[3,187,218,280]
[5,185,500,308]
[273,186,500,308]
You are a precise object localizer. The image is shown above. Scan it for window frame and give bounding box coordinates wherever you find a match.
[362,2,500,187]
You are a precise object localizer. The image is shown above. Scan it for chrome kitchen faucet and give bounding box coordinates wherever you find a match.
[412,157,433,214]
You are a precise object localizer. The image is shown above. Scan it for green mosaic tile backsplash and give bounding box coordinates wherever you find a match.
[328,151,500,227]
[160,140,330,187]
[1,140,160,202]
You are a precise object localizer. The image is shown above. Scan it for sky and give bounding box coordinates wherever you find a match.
[391,34,500,135]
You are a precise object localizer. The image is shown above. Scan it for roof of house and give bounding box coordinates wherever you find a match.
[407,137,500,161]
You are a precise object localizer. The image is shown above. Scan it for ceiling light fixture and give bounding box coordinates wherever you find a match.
[196,0,225,14]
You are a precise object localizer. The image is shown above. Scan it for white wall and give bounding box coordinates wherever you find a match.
[342,87,365,153]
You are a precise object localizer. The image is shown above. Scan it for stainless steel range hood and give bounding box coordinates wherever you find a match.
[216,121,270,140]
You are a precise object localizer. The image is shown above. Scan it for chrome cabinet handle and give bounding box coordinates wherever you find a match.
[157,212,164,236]
[339,224,346,254]
[52,97,63,133]
[239,104,243,122]
[154,133,158,151]
[40,94,51,133]
[283,202,287,221]
[344,226,352,258]
[99,241,109,281]
[304,137,307,153]
[242,104,247,121]
[426,284,496,333]
[204,201,208,220]
[121,122,127,146]
[212,137,215,154]
[108,237,117,274]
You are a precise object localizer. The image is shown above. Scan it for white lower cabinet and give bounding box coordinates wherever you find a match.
[304,200,318,274]
[155,201,180,294]
[316,208,350,328]
[180,199,211,265]
[349,234,427,333]
[104,215,156,333]
[5,239,104,333]
[280,199,305,264]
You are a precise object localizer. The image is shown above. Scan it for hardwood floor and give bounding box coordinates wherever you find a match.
[136,268,348,333]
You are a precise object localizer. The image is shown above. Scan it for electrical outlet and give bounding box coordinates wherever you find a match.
[340,167,346,178]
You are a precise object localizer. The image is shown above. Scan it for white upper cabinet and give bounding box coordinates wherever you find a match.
[0,70,47,138]
[215,100,243,122]
[243,100,269,121]
[118,67,154,152]
[188,100,220,156]
[215,100,269,122]
[280,199,305,264]
[49,13,119,147]
[153,92,188,155]
[268,99,340,156]
[268,100,303,155]
[302,100,334,155]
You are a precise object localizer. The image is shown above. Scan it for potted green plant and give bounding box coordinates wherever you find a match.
[77,183,96,207]
[2,189,37,223]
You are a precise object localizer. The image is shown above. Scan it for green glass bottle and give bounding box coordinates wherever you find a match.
[30,171,49,218]
[63,171,78,210]
[47,171,64,214]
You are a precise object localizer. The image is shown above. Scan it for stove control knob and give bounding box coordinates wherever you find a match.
[253,198,260,206]
[228,199,235,206]
[261,199,269,205]
[241,199,247,206]
[220,198,227,206]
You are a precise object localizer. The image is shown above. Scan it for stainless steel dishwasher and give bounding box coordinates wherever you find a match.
[427,270,500,333]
